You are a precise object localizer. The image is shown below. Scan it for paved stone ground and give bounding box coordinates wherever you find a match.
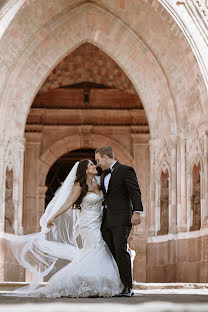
[1,290,208,312]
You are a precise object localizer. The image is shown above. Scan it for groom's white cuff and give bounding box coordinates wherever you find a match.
[133,211,142,213]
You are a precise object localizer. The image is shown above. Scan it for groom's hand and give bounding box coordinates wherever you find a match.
[131,212,141,226]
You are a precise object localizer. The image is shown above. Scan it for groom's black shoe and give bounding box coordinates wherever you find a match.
[118,287,134,297]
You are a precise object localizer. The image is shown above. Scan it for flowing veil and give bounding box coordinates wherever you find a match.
[3,161,81,292]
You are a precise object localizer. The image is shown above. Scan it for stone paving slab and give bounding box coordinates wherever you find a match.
[1,291,208,312]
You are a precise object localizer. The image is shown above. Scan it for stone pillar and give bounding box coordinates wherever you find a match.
[177,137,187,232]
[169,142,178,234]
[155,174,160,234]
[130,134,149,282]
[0,239,5,281]
[202,131,208,227]
[37,186,48,231]
[24,133,42,234]
[0,134,25,281]
[13,137,25,235]
[0,133,6,233]
[187,173,192,230]
[0,134,25,235]
[148,142,156,236]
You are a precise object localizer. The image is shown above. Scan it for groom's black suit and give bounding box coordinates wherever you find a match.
[100,161,143,289]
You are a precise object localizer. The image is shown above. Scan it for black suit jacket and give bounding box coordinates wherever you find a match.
[101,162,143,227]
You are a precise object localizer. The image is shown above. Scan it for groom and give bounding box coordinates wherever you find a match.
[95,146,143,297]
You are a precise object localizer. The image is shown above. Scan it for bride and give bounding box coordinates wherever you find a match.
[4,159,123,298]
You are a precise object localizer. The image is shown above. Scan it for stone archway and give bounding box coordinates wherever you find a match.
[38,133,134,188]
[0,2,177,138]
[23,132,136,245]
[22,132,145,281]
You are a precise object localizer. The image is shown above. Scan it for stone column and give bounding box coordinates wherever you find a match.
[187,173,192,230]
[177,137,187,232]
[130,133,149,282]
[200,168,203,229]
[169,141,178,234]
[0,134,25,281]
[155,174,160,234]
[148,141,156,236]
[13,137,25,235]
[202,131,208,227]
[37,186,48,231]
[0,134,25,234]
[0,133,5,233]
[23,133,42,234]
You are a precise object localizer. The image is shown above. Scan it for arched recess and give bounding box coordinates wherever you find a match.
[187,155,204,230]
[38,133,134,188]
[4,168,14,234]
[156,161,171,235]
[0,2,176,139]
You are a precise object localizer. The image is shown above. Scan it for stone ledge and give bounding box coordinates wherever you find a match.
[133,282,208,289]
[1,282,208,291]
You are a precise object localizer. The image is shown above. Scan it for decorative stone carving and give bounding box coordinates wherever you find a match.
[195,0,208,23]
[149,136,174,235]
[171,0,208,94]
[0,133,25,234]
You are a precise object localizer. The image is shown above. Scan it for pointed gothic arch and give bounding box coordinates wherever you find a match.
[0,2,176,139]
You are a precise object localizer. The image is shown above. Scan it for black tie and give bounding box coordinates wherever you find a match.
[104,168,111,175]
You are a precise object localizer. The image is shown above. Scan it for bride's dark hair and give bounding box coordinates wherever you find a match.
[74,159,89,208]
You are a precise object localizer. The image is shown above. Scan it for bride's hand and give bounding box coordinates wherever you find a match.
[47,218,55,228]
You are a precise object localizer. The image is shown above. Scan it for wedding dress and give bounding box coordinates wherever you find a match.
[28,192,123,298]
[5,191,123,298]
[3,162,123,297]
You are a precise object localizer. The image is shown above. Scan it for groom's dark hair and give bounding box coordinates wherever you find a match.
[95,146,114,159]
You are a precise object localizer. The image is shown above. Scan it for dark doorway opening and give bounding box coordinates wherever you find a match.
[45,148,96,207]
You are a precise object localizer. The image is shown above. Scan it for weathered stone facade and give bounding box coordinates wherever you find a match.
[0,0,208,283]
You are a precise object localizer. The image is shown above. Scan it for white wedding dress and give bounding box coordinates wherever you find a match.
[14,192,123,298]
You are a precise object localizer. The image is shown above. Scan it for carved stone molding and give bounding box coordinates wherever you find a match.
[176,0,208,36]
[159,0,208,96]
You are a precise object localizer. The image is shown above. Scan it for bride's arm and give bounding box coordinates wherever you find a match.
[47,183,81,227]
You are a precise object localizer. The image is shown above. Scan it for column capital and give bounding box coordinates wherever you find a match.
[130,133,150,144]
[25,132,42,143]
[38,186,48,197]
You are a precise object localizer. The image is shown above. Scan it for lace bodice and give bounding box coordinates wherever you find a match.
[80,192,103,212]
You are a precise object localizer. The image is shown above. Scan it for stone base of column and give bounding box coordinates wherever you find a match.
[201,216,208,228]
[148,226,156,237]
[169,224,178,234]
[178,224,188,232]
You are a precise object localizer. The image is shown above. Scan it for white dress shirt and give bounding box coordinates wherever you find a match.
[104,161,141,214]
[104,161,117,192]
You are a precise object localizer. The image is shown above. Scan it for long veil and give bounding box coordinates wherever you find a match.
[3,161,81,292]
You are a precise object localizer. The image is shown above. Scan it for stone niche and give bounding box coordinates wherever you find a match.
[157,170,169,235]
[4,168,14,234]
[190,164,201,231]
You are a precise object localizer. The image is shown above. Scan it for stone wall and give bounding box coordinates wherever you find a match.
[147,231,208,283]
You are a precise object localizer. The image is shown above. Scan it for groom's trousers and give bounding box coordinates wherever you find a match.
[101,224,132,288]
